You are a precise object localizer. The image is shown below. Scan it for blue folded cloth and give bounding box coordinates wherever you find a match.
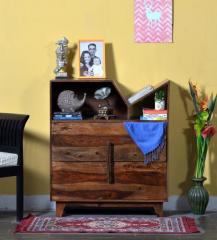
[124,122,167,164]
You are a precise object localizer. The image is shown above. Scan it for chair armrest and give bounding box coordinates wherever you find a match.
[0,113,29,156]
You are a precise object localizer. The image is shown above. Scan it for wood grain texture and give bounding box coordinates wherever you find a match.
[52,162,107,184]
[52,185,166,202]
[153,203,164,217]
[52,122,129,136]
[114,162,166,185]
[52,144,166,162]
[56,202,66,217]
[52,162,166,184]
[52,135,132,147]
[57,202,165,208]
[115,144,166,162]
[51,162,167,201]
[52,146,107,162]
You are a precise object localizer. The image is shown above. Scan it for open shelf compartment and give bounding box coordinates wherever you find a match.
[50,79,129,120]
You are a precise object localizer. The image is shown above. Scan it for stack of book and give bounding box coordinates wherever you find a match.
[53,112,82,120]
[140,109,167,121]
[128,85,154,104]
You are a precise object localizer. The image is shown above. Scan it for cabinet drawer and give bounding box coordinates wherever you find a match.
[115,162,166,185]
[51,161,167,201]
[52,184,167,202]
[51,122,132,147]
[52,146,107,162]
[52,122,128,136]
[51,122,166,162]
[114,144,166,162]
[52,142,166,162]
[52,145,145,162]
[52,161,107,184]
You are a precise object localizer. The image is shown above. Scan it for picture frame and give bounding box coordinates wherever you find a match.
[78,40,106,79]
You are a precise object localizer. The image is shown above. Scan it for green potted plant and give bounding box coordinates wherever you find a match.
[187,81,216,214]
[155,90,165,110]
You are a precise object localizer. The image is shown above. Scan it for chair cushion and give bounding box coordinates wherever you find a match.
[0,152,18,166]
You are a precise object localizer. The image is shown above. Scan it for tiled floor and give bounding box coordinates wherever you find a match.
[0,209,217,240]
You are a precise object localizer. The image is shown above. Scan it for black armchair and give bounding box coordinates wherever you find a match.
[0,113,29,221]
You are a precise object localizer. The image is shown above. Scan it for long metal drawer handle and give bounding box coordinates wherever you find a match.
[107,142,114,184]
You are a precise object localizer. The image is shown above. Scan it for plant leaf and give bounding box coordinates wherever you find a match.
[194,120,203,137]
[194,111,208,136]
[199,111,209,121]
[208,95,217,121]
[208,93,213,111]
[189,81,199,113]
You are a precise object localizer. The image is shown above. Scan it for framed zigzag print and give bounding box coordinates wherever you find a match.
[134,0,173,43]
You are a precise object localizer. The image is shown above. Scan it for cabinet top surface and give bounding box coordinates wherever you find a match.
[51,78,112,83]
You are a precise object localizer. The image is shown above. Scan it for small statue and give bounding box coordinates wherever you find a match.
[54,37,69,77]
[93,87,115,120]
[57,90,86,112]
[94,104,113,120]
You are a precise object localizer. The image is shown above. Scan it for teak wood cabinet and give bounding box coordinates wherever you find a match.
[50,79,170,217]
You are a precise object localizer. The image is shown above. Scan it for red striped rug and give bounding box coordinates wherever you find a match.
[15,215,200,234]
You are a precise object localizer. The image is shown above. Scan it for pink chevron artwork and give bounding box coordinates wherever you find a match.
[135,0,173,43]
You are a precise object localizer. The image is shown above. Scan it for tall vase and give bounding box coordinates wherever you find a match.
[187,177,209,214]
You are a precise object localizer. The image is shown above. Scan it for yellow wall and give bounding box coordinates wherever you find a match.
[0,0,216,196]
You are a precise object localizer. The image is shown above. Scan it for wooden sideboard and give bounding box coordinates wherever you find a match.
[50,79,170,217]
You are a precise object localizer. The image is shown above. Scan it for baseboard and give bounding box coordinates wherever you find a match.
[163,196,217,211]
[0,195,55,211]
[0,195,217,211]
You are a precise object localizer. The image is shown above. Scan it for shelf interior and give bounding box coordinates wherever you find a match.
[51,81,128,120]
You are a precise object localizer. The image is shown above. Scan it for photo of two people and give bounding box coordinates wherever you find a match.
[79,40,105,78]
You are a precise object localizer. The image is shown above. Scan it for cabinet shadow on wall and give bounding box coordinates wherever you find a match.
[67,44,77,78]
[105,43,131,97]
[24,130,50,195]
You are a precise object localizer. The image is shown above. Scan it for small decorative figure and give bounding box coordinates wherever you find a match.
[54,37,69,77]
[57,90,86,113]
[93,87,115,120]
[94,104,113,120]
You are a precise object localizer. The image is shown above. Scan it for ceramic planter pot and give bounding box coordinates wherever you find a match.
[187,177,209,215]
[155,99,165,110]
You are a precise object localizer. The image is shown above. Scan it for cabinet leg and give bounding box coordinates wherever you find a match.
[153,203,163,217]
[56,202,66,217]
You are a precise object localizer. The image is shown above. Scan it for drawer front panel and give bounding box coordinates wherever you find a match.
[51,162,167,201]
[52,122,128,136]
[51,122,166,162]
[51,122,133,147]
[52,162,107,184]
[52,184,167,202]
[52,135,132,147]
[114,162,166,185]
[52,146,107,162]
[114,145,166,162]
[52,142,166,162]
[114,144,145,162]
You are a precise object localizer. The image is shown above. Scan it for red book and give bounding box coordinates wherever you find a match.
[143,109,167,114]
